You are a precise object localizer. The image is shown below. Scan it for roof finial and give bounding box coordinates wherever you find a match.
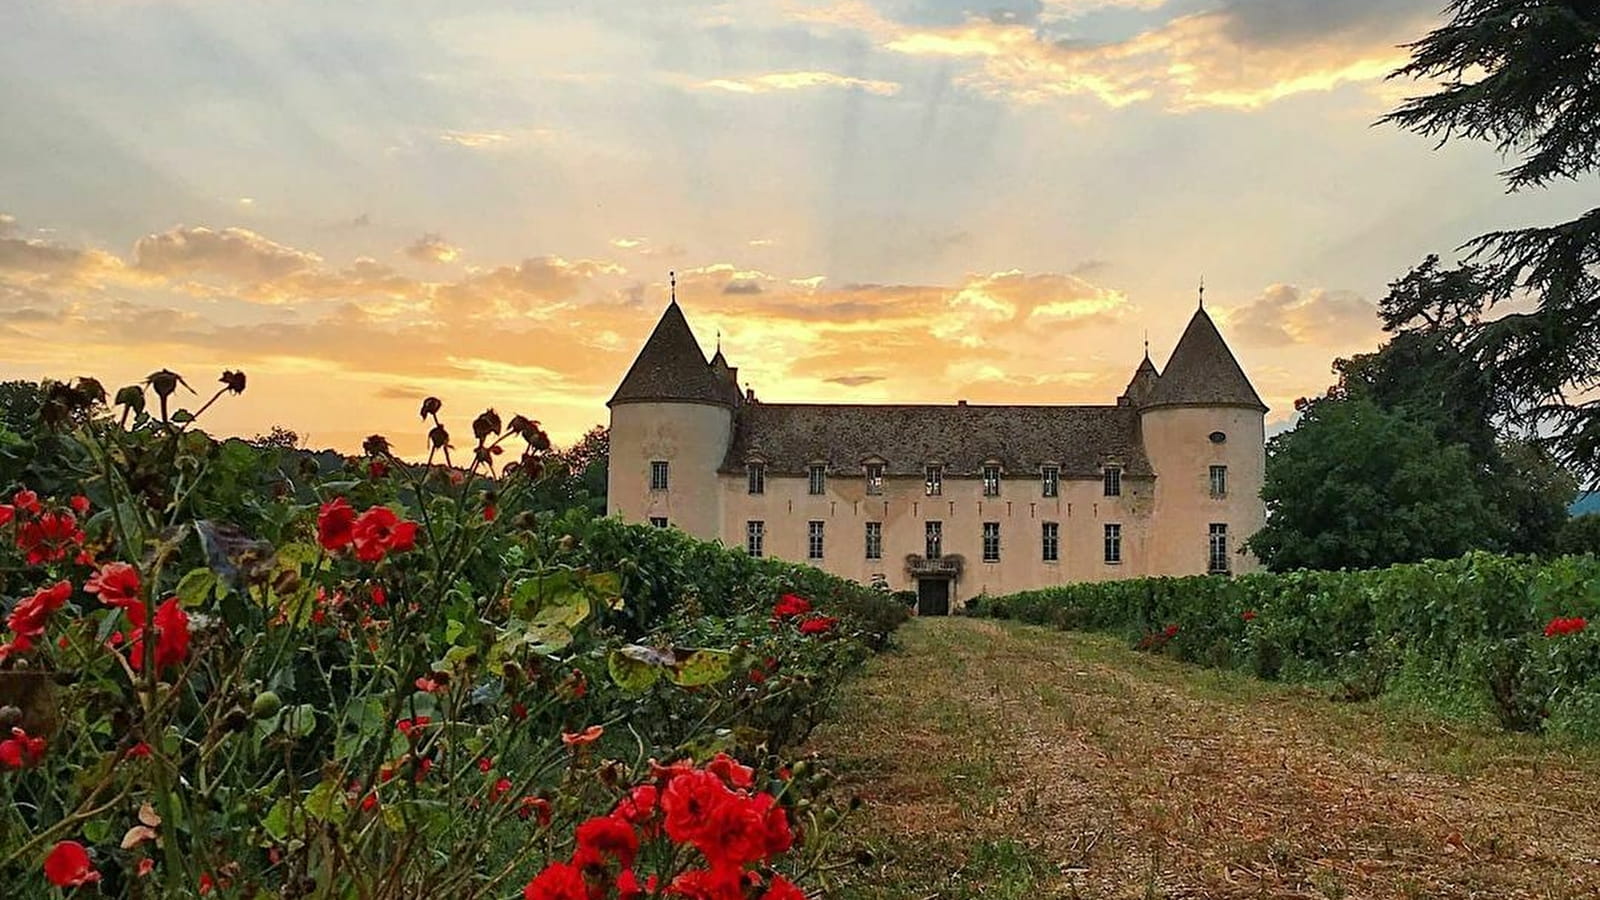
[716,328,722,354]
[1143,329,1150,360]
[1198,275,1205,309]
[669,270,677,305]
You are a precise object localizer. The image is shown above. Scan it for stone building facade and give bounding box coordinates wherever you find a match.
[606,296,1268,614]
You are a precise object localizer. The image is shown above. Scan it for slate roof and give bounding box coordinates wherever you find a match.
[608,302,734,407]
[1144,308,1267,411]
[1121,355,1160,405]
[720,403,1153,478]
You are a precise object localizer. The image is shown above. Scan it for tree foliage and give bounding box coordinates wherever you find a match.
[1249,396,1500,571]
[1381,0,1600,484]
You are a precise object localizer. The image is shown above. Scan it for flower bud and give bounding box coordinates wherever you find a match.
[219,370,247,394]
[419,397,442,419]
[252,691,282,719]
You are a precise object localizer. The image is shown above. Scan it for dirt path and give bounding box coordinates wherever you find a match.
[807,618,1600,899]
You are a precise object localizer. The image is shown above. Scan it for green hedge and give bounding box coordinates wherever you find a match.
[970,552,1600,737]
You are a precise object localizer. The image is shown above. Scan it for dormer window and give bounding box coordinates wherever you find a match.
[1040,465,1059,498]
[747,461,766,495]
[925,464,943,497]
[865,462,884,495]
[982,464,1001,497]
[808,464,826,495]
[1103,465,1122,497]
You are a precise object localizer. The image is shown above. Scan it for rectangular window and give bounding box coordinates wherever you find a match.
[745,520,764,557]
[649,461,669,491]
[1210,465,1228,499]
[1041,466,1059,498]
[1042,522,1060,562]
[808,464,827,496]
[925,464,943,497]
[865,463,884,495]
[1103,465,1122,497]
[1209,523,1230,574]
[747,462,765,495]
[865,522,882,560]
[1103,523,1122,564]
[649,516,668,528]
[807,521,825,560]
[925,521,943,559]
[982,522,1000,562]
[982,465,1001,497]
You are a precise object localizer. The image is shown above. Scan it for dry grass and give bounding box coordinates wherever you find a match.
[807,618,1600,899]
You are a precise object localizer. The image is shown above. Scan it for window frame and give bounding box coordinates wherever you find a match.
[865,521,883,560]
[746,520,765,557]
[649,516,668,529]
[1041,465,1059,498]
[982,464,1001,497]
[924,464,943,497]
[1041,521,1060,562]
[808,464,827,496]
[747,461,766,495]
[982,521,1001,563]
[1209,464,1228,499]
[649,460,669,491]
[865,463,885,495]
[1103,465,1122,497]
[807,520,825,560]
[925,520,943,559]
[1209,523,1230,574]
[1103,523,1122,564]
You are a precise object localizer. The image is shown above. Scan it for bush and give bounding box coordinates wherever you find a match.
[971,552,1600,735]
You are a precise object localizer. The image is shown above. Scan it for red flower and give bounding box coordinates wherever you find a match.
[317,498,357,552]
[199,872,216,895]
[523,862,589,900]
[572,814,639,869]
[661,769,736,848]
[370,585,387,607]
[617,869,645,900]
[666,867,745,900]
[562,725,604,746]
[368,461,389,480]
[0,727,47,768]
[510,702,528,721]
[43,841,99,887]
[478,756,494,773]
[490,777,513,802]
[707,752,754,789]
[396,716,431,740]
[1544,616,1589,637]
[137,858,154,877]
[414,756,434,782]
[351,506,419,563]
[518,796,552,825]
[772,594,812,619]
[7,580,72,641]
[760,875,806,900]
[126,598,189,672]
[13,490,40,514]
[69,495,90,515]
[1162,624,1179,638]
[17,511,85,565]
[86,562,140,605]
[0,506,12,526]
[484,505,498,523]
[614,784,659,827]
[415,675,445,694]
[124,742,152,760]
[1241,610,1257,622]
[748,667,766,683]
[797,614,838,635]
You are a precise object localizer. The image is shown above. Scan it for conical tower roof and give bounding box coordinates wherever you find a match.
[1144,307,1267,412]
[1121,354,1160,405]
[608,302,732,407]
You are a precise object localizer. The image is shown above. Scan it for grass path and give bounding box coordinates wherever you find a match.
[806,618,1600,899]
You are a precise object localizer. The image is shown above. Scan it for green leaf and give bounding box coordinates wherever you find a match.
[283,704,317,739]
[445,619,466,644]
[666,649,733,687]
[608,647,661,693]
[175,567,220,608]
[82,818,111,844]
[263,799,292,841]
[304,781,349,826]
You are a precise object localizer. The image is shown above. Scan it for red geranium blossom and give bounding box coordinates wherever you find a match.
[86,562,140,606]
[772,594,812,619]
[1241,610,1257,622]
[396,716,431,740]
[490,777,513,803]
[797,614,839,635]
[17,511,85,565]
[572,814,639,869]
[69,495,90,515]
[562,725,604,746]
[13,489,40,514]
[351,506,420,563]
[7,580,72,642]
[317,498,357,552]
[523,861,589,900]
[707,752,754,789]
[760,875,806,900]
[0,727,47,768]
[518,796,553,824]
[43,841,100,887]
[1544,616,1589,637]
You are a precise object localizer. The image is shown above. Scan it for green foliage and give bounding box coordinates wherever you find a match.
[1249,396,1500,570]
[969,552,1600,738]
[1556,514,1600,556]
[1381,1,1600,483]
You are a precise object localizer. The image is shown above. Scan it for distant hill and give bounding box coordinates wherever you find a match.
[1573,493,1600,516]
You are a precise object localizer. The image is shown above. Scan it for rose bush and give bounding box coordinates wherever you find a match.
[0,373,904,896]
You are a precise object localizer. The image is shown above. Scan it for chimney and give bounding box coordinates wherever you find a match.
[957,399,968,407]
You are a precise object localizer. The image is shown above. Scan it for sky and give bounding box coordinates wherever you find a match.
[1,0,1592,456]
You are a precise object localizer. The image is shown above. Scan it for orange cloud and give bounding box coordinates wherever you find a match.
[403,234,461,264]
[696,71,901,96]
